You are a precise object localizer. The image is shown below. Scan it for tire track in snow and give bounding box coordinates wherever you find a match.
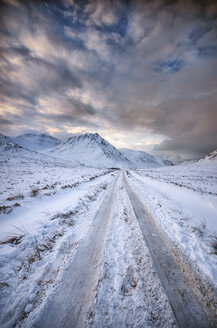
[85,175,177,328]
[30,172,121,328]
[124,173,214,328]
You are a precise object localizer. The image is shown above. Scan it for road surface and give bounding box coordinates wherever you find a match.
[26,171,214,328]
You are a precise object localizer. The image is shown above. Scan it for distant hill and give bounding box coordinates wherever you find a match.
[0,133,78,167]
[0,133,11,144]
[203,149,217,161]
[45,133,130,168]
[197,149,217,165]
[0,133,22,152]
[120,148,173,169]
[0,131,174,169]
[11,133,61,151]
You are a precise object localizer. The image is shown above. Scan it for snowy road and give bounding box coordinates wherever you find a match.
[124,174,214,328]
[31,173,120,328]
[1,170,216,328]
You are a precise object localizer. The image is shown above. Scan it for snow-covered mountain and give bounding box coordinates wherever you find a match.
[45,133,173,169]
[11,133,61,151]
[45,133,130,168]
[120,148,173,169]
[0,133,80,168]
[203,149,217,161]
[196,149,217,166]
[0,133,11,144]
[0,131,174,169]
[0,133,22,152]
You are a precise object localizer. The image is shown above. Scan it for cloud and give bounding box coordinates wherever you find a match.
[0,0,217,159]
[154,59,184,74]
[0,116,13,126]
[155,134,217,160]
[86,1,117,26]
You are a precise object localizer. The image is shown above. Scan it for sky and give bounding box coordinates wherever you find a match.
[0,0,217,160]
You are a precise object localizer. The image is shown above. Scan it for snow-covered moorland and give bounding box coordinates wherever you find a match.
[0,138,116,328]
[0,132,216,327]
[128,153,217,276]
[126,155,217,324]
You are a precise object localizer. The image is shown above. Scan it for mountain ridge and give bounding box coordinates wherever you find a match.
[45,132,130,168]
[11,133,61,151]
[0,131,176,169]
[120,148,173,169]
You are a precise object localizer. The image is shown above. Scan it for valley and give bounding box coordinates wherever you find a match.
[0,133,216,328]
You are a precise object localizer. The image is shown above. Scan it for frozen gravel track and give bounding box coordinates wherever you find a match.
[124,173,214,328]
[11,170,215,328]
[30,173,121,328]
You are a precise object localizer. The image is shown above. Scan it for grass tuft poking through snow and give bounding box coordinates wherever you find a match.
[30,188,40,197]
[209,233,217,255]
[191,219,206,238]
[7,194,24,201]
[0,168,114,328]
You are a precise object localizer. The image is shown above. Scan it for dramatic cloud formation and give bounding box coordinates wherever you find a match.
[0,0,217,160]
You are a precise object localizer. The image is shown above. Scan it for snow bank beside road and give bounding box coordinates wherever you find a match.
[129,170,217,286]
[0,170,114,236]
[0,172,115,328]
[133,173,217,231]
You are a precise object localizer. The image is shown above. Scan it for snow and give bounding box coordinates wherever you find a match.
[201,149,217,162]
[45,133,130,168]
[85,175,177,327]
[139,161,217,195]
[0,134,11,144]
[121,148,173,169]
[11,133,61,151]
[1,132,173,170]
[0,167,115,328]
[128,161,217,286]
[131,174,217,231]
[0,132,216,327]
[0,174,111,236]
[24,305,33,314]
[44,133,173,169]
[0,134,22,153]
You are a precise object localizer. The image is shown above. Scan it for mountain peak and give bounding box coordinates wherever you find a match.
[67,132,100,141]
[203,149,217,161]
[0,131,174,169]
[46,132,129,168]
[65,133,108,147]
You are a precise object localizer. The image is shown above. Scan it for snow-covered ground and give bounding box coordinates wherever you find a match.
[0,134,216,327]
[128,160,217,287]
[84,175,177,328]
[0,150,111,233]
[10,133,61,151]
[0,151,116,328]
[138,160,217,195]
[121,148,172,169]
